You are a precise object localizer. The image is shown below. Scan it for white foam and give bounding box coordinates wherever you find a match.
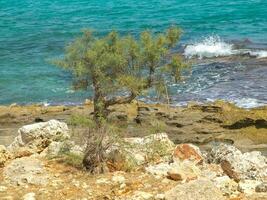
[184,36,234,59]
[248,50,267,58]
[233,98,265,109]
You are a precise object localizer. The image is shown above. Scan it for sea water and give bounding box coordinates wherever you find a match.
[1,0,267,107]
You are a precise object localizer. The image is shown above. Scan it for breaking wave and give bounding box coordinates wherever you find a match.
[184,35,267,59]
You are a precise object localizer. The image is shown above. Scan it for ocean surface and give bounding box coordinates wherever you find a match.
[1,0,267,107]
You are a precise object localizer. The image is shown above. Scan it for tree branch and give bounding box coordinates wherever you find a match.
[104,92,136,107]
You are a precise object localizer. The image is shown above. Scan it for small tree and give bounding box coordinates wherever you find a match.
[55,26,189,124]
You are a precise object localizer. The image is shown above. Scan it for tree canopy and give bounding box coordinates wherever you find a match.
[55,26,189,122]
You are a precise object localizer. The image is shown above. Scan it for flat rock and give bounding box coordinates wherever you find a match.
[3,157,50,186]
[165,179,226,200]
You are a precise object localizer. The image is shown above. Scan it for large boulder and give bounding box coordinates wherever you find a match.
[8,120,70,154]
[3,157,50,185]
[208,144,267,182]
[165,179,226,200]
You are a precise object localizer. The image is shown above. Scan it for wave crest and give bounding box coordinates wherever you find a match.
[184,36,234,59]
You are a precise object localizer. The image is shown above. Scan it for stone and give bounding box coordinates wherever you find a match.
[107,133,174,171]
[256,182,267,192]
[23,193,36,200]
[208,144,267,181]
[3,157,50,185]
[213,176,239,197]
[165,179,226,200]
[167,160,201,181]
[0,145,11,167]
[146,160,201,182]
[130,191,153,200]
[112,174,126,185]
[238,180,262,194]
[145,162,171,177]
[173,144,203,164]
[155,193,165,200]
[8,120,70,154]
[0,186,7,192]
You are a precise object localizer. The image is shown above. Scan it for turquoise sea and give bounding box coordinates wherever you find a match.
[1,0,267,107]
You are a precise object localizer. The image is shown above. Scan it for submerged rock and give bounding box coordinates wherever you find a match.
[3,157,50,185]
[8,120,70,154]
[165,179,226,200]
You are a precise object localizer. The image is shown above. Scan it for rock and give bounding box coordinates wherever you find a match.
[0,186,7,192]
[173,144,203,164]
[155,193,165,200]
[43,141,85,158]
[256,182,267,192]
[107,133,174,171]
[213,176,239,197]
[167,160,201,181]
[112,174,126,185]
[0,145,11,167]
[3,157,50,185]
[208,144,267,181]
[145,162,172,177]
[238,180,262,194]
[165,179,226,200]
[130,191,153,200]
[96,178,110,184]
[23,193,36,200]
[8,120,70,154]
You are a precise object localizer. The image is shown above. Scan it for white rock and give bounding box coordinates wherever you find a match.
[238,180,262,194]
[145,162,171,177]
[208,144,267,181]
[96,178,110,184]
[3,157,50,186]
[131,191,153,200]
[155,193,165,200]
[0,186,7,192]
[23,192,36,200]
[112,174,125,184]
[8,120,70,153]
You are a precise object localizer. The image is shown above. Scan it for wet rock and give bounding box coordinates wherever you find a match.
[208,144,267,181]
[173,144,203,164]
[256,182,267,192]
[238,180,262,194]
[165,179,226,200]
[8,120,70,154]
[3,157,50,185]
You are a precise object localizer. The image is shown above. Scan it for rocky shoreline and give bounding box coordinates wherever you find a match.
[1,101,266,154]
[0,118,266,199]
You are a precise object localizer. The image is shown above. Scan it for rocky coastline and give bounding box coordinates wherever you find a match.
[0,101,267,199]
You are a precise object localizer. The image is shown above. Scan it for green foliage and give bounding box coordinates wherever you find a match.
[54,26,189,120]
[149,120,168,134]
[68,115,96,128]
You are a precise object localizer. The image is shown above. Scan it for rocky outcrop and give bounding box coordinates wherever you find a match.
[208,144,267,182]
[0,145,11,167]
[3,157,50,186]
[164,179,226,200]
[8,120,70,155]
